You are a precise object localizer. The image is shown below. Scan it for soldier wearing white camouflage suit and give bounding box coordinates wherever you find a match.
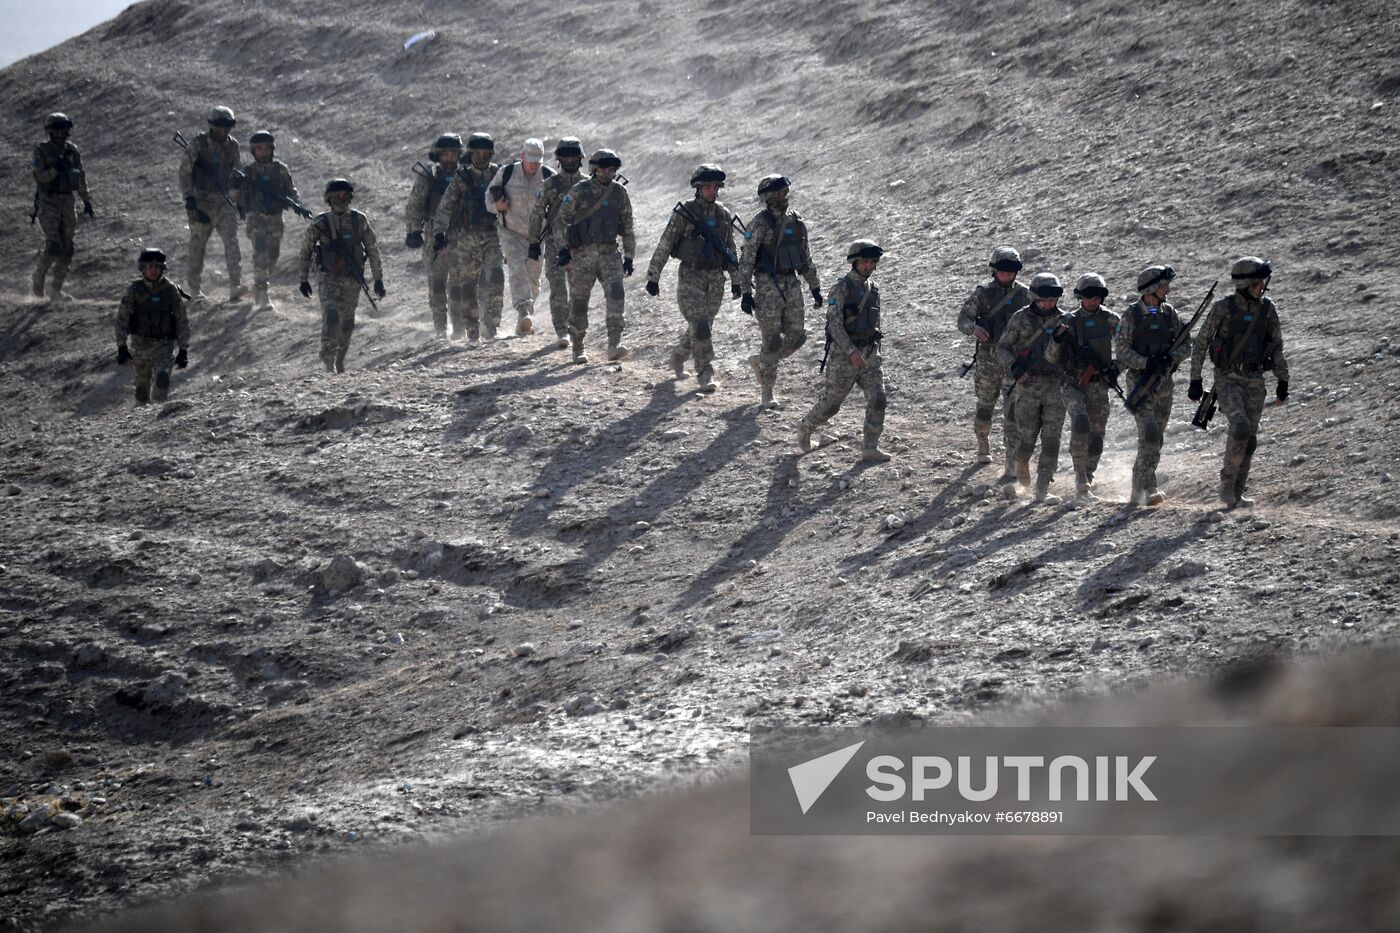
[1059,273,1121,503]
[957,246,1031,483]
[488,138,553,335]
[1188,256,1289,509]
[405,133,463,339]
[114,249,190,406]
[527,137,585,349]
[737,174,822,408]
[237,130,306,311]
[798,240,890,464]
[431,133,504,343]
[1114,264,1189,507]
[555,148,636,364]
[645,164,741,393]
[297,179,385,374]
[997,272,1071,502]
[30,113,93,302]
[178,105,245,302]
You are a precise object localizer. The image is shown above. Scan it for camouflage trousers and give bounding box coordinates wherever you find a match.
[188,197,241,296]
[446,230,504,338]
[317,271,361,369]
[244,211,284,293]
[801,347,885,447]
[972,348,1018,473]
[540,235,571,338]
[753,273,806,389]
[422,229,450,333]
[671,265,727,384]
[499,227,541,321]
[1217,372,1267,494]
[1062,378,1111,485]
[127,334,177,405]
[1127,372,1175,496]
[566,244,625,346]
[1010,372,1066,483]
[33,193,77,295]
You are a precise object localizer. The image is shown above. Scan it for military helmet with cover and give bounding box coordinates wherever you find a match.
[1230,256,1272,288]
[989,246,1023,272]
[1029,272,1064,299]
[324,177,354,201]
[137,247,167,269]
[756,174,790,197]
[249,130,275,148]
[207,106,236,127]
[45,112,73,132]
[429,133,463,162]
[466,132,494,151]
[847,239,884,262]
[1136,264,1175,294]
[589,148,622,168]
[1073,272,1109,299]
[554,136,584,158]
[690,164,726,187]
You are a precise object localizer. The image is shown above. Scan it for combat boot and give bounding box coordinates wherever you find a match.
[697,368,718,393]
[1145,488,1167,507]
[571,335,588,364]
[554,334,570,350]
[134,383,150,405]
[152,371,171,403]
[747,353,762,384]
[975,433,992,465]
[1034,478,1059,504]
[670,348,687,378]
[335,349,347,374]
[1218,480,1238,509]
[760,384,776,408]
[31,268,45,298]
[797,420,814,453]
[467,326,481,348]
[516,310,533,336]
[48,283,73,302]
[607,342,631,361]
[252,286,269,310]
[1016,458,1031,489]
[229,284,249,303]
[434,326,448,340]
[1234,482,1255,508]
[1076,483,1098,503]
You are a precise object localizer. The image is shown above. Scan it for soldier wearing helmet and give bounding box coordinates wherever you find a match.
[114,248,191,406]
[553,148,636,363]
[237,130,305,311]
[431,132,505,344]
[406,132,464,338]
[30,112,93,301]
[957,247,1032,480]
[995,272,1071,502]
[178,105,246,302]
[527,137,587,349]
[1058,272,1121,502]
[297,179,386,374]
[645,163,741,392]
[1189,256,1289,508]
[488,138,556,336]
[737,174,823,408]
[1113,263,1189,507]
[798,240,891,463]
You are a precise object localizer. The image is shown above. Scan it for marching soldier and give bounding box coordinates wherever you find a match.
[238,130,306,311]
[1189,257,1289,508]
[997,272,1069,502]
[114,249,189,406]
[555,148,636,363]
[178,105,245,302]
[488,138,552,335]
[1060,273,1121,502]
[527,137,586,349]
[1114,264,1188,507]
[297,179,385,374]
[405,133,463,339]
[431,132,504,344]
[957,246,1031,482]
[30,112,93,302]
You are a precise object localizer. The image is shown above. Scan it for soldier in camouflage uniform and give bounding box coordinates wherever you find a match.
[1059,273,1121,502]
[737,174,822,408]
[30,113,93,302]
[1189,257,1289,509]
[645,164,741,392]
[179,105,245,302]
[798,240,890,463]
[431,132,504,344]
[297,179,386,374]
[237,130,307,312]
[488,138,552,335]
[1114,264,1189,507]
[957,246,1031,482]
[997,273,1070,502]
[405,133,463,338]
[555,148,636,363]
[527,137,585,350]
[114,249,190,406]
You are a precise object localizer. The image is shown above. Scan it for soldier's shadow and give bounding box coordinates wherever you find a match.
[835,462,987,578]
[1074,510,1209,608]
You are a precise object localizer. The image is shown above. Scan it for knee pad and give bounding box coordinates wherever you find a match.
[608,280,625,301]
[1042,439,1060,460]
[489,266,505,286]
[1143,421,1162,445]
[61,241,76,259]
[1231,420,1251,442]
[975,403,994,423]
[1017,440,1036,458]
[47,239,64,256]
[766,332,783,354]
[1088,435,1104,458]
[324,306,340,328]
[463,283,479,302]
[155,371,171,390]
[872,391,887,412]
[694,319,712,340]
[1071,413,1090,435]
[790,330,807,351]
[1245,435,1258,456]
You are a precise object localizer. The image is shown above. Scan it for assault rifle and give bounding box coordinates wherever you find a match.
[1124,280,1217,413]
[315,216,380,317]
[173,131,241,220]
[1191,388,1217,429]
[1071,340,1127,403]
[229,167,313,219]
[960,315,992,377]
[671,201,739,268]
[748,213,789,302]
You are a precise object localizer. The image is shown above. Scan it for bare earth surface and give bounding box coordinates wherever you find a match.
[1,0,1398,928]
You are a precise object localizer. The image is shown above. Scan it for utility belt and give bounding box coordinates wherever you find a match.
[1223,361,1271,374]
[685,259,726,272]
[850,330,882,351]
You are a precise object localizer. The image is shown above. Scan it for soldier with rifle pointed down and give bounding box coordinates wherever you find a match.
[432,132,504,345]
[957,246,1031,480]
[177,105,245,302]
[646,164,741,393]
[1188,257,1289,509]
[30,112,93,302]
[527,137,586,349]
[997,272,1070,503]
[114,248,190,406]
[554,148,636,364]
[1059,273,1122,503]
[297,179,385,374]
[237,130,310,312]
[405,133,464,339]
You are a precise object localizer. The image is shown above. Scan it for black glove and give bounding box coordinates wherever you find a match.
[731,283,741,300]
[622,257,634,277]
[405,231,423,249]
[527,242,541,261]
[1276,380,1288,402]
[645,280,659,297]
[175,348,188,369]
[299,281,313,298]
[1188,379,1203,402]
[373,279,386,299]
[433,231,448,252]
[810,286,822,308]
[1147,353,1169,375]
[1052,323,1071,343]
[116,344,131,365]
[740,293,755,315]
[1102,362,1120,383]
[184,196,210,224]
[557,247,572,267]
[83,200,94,218]
[236,205,246,222]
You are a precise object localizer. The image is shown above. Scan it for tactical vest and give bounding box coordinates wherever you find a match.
[192,136,236,195]
[1069,309,1114,371]
[456,164,497,230]
[569,183,624,247]
[673,203,728,269]
[983,283,1029,343]
[1130,302,1177,357]
[755,211,808,274]
[42,143,83,196]
[426,168,454,223]
[1024,312,1063,376]
[314,212,364,277]
[246,162,286,214]
[1209,295,1274,371]
[840,278,881,346]
[127,282,179,340]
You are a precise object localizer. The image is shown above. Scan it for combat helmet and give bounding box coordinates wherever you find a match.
[249,130,275,149]
[989,246,1023,272]
[137,247,167,269]
[589,148,622,169]
[756,174,790,198]
[1230,256,1272,289]
[690,164,726,187]
[1029,272,1064,299]
[1073,273,1109,299]
[44,112,73,132]
[429,133,463,162]
[207,106,236,127]
[324,178,354,202]
[554,136,584,158]
[466,132,494,151]
[1136,264,1175,295]
[847,239,884,262]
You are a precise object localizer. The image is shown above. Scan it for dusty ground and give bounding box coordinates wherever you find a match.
[0,0,1398,928]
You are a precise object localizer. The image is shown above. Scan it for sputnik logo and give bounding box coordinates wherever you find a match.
[787,741,865,814]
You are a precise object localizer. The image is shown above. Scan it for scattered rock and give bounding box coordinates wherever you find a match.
[564,694,605,717]
[511,643,537,658]
[50,812,82,830]
[314,556,365,597]
[1167,561,1209,582]
[892,640,934,663]
[17,805,55,834]
[883,514,906,532]
[4,484,19,496]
